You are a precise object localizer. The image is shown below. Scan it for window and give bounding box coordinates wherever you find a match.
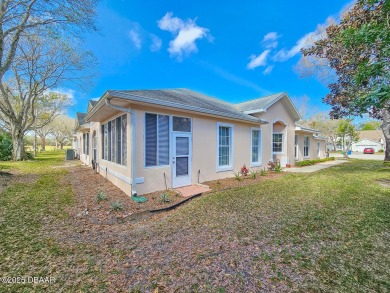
[295,135,298,159]
[317,142,320,157]
[273,133,283,153]
[145,113,169,167]
[304,136,310,157]
[251,128,261,165]
[101,114,127,165]
[217,123,233,171]
[173,116,191,132]
[83,133,89,155]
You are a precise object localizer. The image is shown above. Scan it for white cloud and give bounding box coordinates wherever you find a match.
[150,34,162,52]
[247,49,270,70]
[262,32,280,49]
[263,65,274,75]
[158,12,212,60]
[128,29,142,49]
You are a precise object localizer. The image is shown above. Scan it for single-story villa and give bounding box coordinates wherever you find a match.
[351,130,385,152]
[73,89,326,196]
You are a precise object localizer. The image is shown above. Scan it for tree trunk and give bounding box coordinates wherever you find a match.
[41,136,46,151]
[382,108,390,162]
[12,133,25,161]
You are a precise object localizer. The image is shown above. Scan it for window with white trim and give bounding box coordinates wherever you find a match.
[83,133,89,155]
[217,124,233,170]
[145,113,169,167]
[294,134,298,159]
[251,128,261,165]
[304,136,310,157]
[272,133,283,153]
[317,142,320,157]
[101,114,127,165]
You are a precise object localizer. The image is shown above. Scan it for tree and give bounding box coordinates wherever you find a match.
[50,115,74,150]
[337,120,359,158]
[359,120,382,130]
[299,112,340,150]
[302,0,390,161]
[0,0,98,160]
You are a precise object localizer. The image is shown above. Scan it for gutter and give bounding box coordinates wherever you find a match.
[105,98,138,196]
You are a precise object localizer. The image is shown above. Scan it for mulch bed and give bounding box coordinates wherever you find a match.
[204,171,284,192]
[66,165,185,224]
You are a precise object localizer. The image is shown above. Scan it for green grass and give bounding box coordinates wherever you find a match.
[0,155,389,292]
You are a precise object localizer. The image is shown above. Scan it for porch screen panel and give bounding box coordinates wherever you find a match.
[158,115,169,165]
[122,115,127,166]
[108,121,112,161]
[111,120,116,163]
[304,136,310,157]
[116,116,122,164]
[219,126,230,166]
[145,113,157,167]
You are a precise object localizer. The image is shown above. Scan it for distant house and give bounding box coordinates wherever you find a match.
[352,130,385,152]
[74,89,326,196]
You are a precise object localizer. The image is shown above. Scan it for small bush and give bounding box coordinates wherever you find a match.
[160,193,172,203]
[110,201,124,211]
[240,164,249,176]
[95,191,108,203]
[233,171,241,181]
[249,170,256,179]
[260,168,267,176]
[378,149,384,153]
[0,133,12,161]
[274,164,282,173]
[295,157,335,167]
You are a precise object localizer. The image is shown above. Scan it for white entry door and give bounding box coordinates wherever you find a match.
[172,133,192,188]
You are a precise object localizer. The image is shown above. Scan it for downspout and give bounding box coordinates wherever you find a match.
[105,98,137,196]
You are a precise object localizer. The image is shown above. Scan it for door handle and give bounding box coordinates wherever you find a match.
[172,156,175,164]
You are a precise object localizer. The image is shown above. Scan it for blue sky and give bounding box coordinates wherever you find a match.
[67,0,353,118]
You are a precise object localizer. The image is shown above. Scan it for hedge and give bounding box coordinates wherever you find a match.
[295,157,335,167]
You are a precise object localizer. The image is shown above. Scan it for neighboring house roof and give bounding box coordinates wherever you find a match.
[87,100,98,112]
[76,112,86,126]
[353,138,384,145]
[235,92,301,121]
[87,88,267,124]
[358,130,384,142]
[295,124,320,134]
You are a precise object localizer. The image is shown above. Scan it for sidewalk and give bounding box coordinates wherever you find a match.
[284,160,347,173]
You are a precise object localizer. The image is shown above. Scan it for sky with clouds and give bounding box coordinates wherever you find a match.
[68,0,354,118]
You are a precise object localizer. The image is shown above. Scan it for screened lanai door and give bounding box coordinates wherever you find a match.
[172,133,192,188]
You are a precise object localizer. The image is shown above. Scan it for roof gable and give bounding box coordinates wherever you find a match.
[235,92,301,121]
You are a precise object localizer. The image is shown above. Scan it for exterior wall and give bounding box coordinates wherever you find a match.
[255,100,297,167]
[295,133,326,162]
[132,104,260,195]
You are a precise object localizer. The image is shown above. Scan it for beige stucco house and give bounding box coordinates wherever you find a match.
[74,89,326,196]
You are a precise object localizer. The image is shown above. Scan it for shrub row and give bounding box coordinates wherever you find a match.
[295,157,335,167]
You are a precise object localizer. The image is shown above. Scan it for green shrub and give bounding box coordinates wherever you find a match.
[110,201,124,211]
[260,168,267,176]
[274,164,282,173]
[0,133,12,161]
[249,170,256,179]
[95,191,108,203]
[160,193,172,203]
[378,149,384,153]
[233,171,241,181]
[295,157,335,167]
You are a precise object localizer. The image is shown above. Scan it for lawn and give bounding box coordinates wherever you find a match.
[0,152,389,292]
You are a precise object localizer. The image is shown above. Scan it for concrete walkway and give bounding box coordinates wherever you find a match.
[284,160,347,173]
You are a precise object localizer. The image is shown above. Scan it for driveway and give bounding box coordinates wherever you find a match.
[332,152,385,161]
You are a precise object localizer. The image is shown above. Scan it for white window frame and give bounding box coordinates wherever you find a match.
[304,136,310,158]
[272,132,284,154]
[250,127,262,167]
[216,122,234,172]
[317,141,320,157]
[294,134,299,160]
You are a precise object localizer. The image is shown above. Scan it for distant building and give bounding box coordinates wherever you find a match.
[351,130,385,152]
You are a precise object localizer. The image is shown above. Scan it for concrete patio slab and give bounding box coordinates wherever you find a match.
[284,160,347,173]
[175,184,211,197]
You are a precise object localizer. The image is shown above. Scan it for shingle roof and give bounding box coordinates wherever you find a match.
[76,112,86,126]
[235,92,286,112]
[89,100,98,107]
[107,88,264,123]
[358,130,384,142]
